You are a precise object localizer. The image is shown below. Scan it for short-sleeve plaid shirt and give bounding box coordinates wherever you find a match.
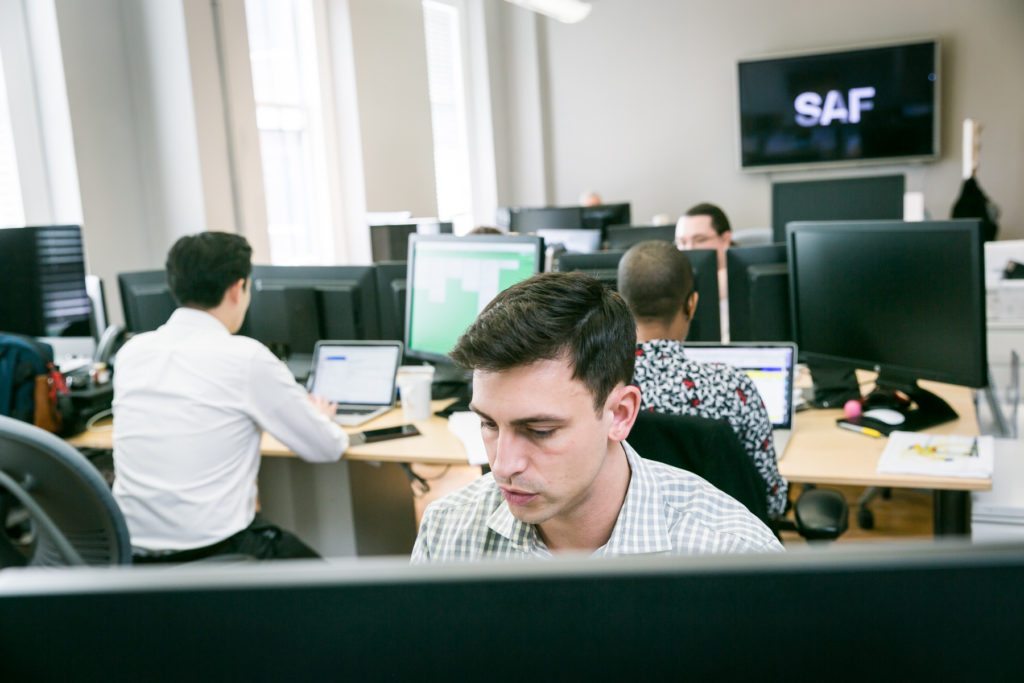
[411,442,782,562]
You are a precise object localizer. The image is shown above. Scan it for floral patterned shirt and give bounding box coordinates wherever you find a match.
[632,339,788,518]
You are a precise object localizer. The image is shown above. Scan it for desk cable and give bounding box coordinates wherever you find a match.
[403,464,452,496]
[85,408,114,433]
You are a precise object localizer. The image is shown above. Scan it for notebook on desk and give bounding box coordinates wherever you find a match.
[684,342,797,458]
[306,341,403,427]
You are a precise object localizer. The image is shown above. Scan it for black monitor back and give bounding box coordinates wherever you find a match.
[2,544,1021,680]
[370,222,453,262]
[727,244,791,342]
[0,226,92,337]
[247,266,380,355]
[581,203,631,238]
[772,174,905,243]
[509,206,584,231]
[555,251,624,290]
[370,224,417,263]
[118,270,178,334]
[684,249,721,343]
[374,261,407,342]
[605,225,675,251]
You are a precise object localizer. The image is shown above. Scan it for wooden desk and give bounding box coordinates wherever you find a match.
[780,380,990,535]
[68,401,470,558]
[68,400,470,466]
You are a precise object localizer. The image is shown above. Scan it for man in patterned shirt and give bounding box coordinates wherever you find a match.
[618,240,789,518]
[412,272,781,562]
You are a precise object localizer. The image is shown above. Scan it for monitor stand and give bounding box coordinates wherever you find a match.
[840,378,959,435]
[807,362,861,409]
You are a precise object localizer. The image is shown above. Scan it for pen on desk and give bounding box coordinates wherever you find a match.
[838,422,883,438]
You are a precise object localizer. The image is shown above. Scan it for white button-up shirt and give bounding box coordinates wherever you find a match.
[112,308,348,551]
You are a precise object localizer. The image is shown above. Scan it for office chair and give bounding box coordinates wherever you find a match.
[627,411,848,541]
[0,415,131,567]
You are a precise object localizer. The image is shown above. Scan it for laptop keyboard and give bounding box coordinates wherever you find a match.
[336,407,379,416]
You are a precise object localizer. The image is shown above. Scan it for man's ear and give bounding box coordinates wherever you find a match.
[606,383,641,443]
[225,278,246,305]
[684,291,699,321]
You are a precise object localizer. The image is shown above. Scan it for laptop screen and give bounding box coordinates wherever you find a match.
[683,344,796,429]
[309,343,402,407]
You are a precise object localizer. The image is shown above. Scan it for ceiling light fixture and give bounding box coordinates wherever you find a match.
[505,0,592,24]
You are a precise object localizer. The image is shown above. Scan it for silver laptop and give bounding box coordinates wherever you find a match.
[684,343,797,459]
[306,341,403,427]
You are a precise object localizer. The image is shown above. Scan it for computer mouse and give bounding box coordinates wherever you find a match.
[862,408,906,426]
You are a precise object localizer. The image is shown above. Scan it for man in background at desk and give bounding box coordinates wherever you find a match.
[412,272,780,562]
[675,202,733,340]
[618,241,788,519]
[113,232,348,563]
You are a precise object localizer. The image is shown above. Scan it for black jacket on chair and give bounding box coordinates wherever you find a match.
[627,410,771,527]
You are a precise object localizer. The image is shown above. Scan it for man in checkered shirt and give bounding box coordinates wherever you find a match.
[412,272,781,562]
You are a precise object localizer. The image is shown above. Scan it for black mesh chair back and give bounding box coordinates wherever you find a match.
[0,415,131,567]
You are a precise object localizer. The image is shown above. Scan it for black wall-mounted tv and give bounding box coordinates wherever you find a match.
[738,40,939,170]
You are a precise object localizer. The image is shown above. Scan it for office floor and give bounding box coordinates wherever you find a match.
[410,467,935,543]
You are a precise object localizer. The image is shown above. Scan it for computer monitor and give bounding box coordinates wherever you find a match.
[0,226,92,337]
[605,225,675,251]
[0,544,1020,679]
[85,275,108,341]
[246,266,380,361]
[683,249,722,343]
[557,249,720,343]
[405,234,544,363]
[374,261,407,342]
[536,228,602,254]
[118,270,178,334]
[555,250,623,289]
[772,174,905,243]
[508,206,584,232]
[369,221,454,262]
[788,219,987,432]
[727,244,792,342]
[581,203,632,237]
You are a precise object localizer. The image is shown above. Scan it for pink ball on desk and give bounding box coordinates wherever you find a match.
[843,399,863,419]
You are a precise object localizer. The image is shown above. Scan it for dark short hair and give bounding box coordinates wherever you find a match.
[618,240,696,326]
[685,202,731,236]
[468,226,503,235]
[450,272,636,411]
[166,232,253,308]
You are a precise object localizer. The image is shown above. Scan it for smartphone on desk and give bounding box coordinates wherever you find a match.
[350,424,421,446]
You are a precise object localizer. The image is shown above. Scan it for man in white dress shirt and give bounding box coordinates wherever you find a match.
[113,232,348,562]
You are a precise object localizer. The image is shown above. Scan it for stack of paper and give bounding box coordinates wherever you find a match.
[876,431,994,479]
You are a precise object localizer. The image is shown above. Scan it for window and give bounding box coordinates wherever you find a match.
[0,47,25,228]
[422,0,474,232]
[245,0,334,264]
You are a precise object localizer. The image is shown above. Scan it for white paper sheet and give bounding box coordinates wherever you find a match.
[876,431,994,479]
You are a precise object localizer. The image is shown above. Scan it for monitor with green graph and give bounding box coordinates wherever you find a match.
[405,234,544,363]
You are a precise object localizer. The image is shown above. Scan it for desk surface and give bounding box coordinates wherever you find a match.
[69,381,992,490]
[67,400,469,467]
[779,380,990,492]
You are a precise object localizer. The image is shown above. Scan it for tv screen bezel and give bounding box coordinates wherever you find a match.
[736,38,941,173]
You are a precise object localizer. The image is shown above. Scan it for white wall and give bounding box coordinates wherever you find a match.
[508,0,1024,237]
[485,1,549,208]
[55,0,157,324]
[348,0,437,217]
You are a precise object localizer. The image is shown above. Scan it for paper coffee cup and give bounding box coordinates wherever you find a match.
[397,365,435,422]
